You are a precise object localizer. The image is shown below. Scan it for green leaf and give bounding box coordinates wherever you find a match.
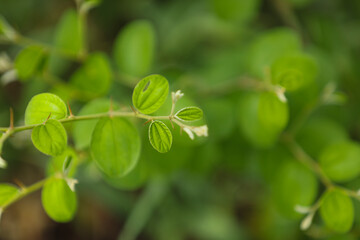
[73,99,117,150]
[320,189,354,233]
[70,53,112,97]
[47,148,78,177]
[132,74,169,114]
[54,10,83,56]
[15,45,45,80]
[249,28,301,78]
[271,53,318,91]
[296,117,348,159]
[91,118,141,177]
[258,91,288,130]
[25,93,67,125]
[237,92,288,148]
[31,119,67,156]
[149,120,172,153]
[0,184,20,207]
[42,178,77,222]
[113,20,155,77]
[175,107,203,121]
[273,159,318,219]
[211,0,260,22]
[319,141,360,183]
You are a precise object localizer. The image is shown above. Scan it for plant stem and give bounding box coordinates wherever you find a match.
[1,178,48,210]
[283,136,360,201]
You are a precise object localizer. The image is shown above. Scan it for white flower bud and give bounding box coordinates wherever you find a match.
[275,86,287,103]
[192,125,208,137]
[172,90,184,103]
[300,212,315,231]
[66,178,78,192]
[295,205,311,214]
[0,156,7,168]
[183,127,194,140]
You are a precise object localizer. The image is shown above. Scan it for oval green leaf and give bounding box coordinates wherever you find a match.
[175,107,203,122]
[42,178,77,222]
[249,28,301,78]
[54,10,83,56]
[320,189,354,233]
[25,93,67,125]
[319,141,360,183]
[70,53,112,97]
[15,45,45,80]
[73,99,117,150]
[0,184,20,207]
[258,91,289,130]
[31,119,67,156]
[132,74,169,114]
[273,159,318,219]
[113,20,155,77]
[271,53,318,91]
[90,118,141,177]
[149,120,172,153]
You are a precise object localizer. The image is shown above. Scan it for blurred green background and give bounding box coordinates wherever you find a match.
[1,0,360,239]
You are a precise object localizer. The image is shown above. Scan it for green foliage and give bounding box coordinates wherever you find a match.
[132,74,169,114]
[70,53,112,97]
[0,184,20,207]
[249,28,301,78]
[272,160,318,219]
[25,93,67,125]
[47,148,78,177]
[114,20,155,77]
[149,120,172,153]
[320,189,354,233]
[90,118,141,177]
[175,107,203,122]
[15,45,45,80]
[319,141,360,183]
[54,10,83,56]
[271,53,318,91]
[211,0,260,22]
[73,99,116,150]
[42,178,77,222]
[237,92,288,148]
[31,119,67,156]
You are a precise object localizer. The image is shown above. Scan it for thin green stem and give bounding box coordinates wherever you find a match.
[1,178,48,210]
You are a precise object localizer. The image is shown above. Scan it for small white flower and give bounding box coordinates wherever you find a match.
[0,53,11,72]
[1,69,17,86]
[0,156,7,168]
[183,127,194,140]
[192,125,208,137]
[172,90,184,103]
[300,211,315,231]
[66,178,78,192]
[275,86,287,103]
[294,205,311,214]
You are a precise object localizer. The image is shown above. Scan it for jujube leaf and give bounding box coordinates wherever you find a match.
[25,93,67,125]
[320,189,354,233]
[175,107,203,121]
[149,120,172,153]
[91,117,141,177]
[42,178,77,222]
[31,119,67,156]
[132,74,169,114]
